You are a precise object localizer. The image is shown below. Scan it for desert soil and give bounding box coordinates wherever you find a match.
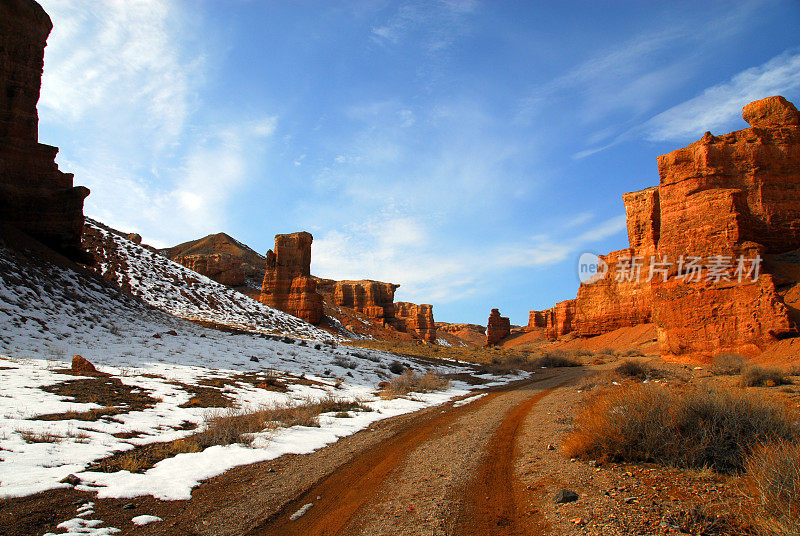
[1,364,751,536]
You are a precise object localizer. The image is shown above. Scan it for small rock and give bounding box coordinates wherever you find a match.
[152,333,161,339]
[554,490,579,504]
[546,444,556,451]
[165,330,178,336]
[60,474,81,486]
[250,357,259,363]
[122,503,136,510]
[71,355,97,375]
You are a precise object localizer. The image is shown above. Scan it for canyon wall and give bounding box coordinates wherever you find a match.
[316,279,399,324]
[259,232,323,324]
[0,0,89,261]
[393,302,436,343]
[528,96,800,357]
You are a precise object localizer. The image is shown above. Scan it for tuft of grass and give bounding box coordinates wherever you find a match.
[18,430,62,444]
[532,351,581,368]
[614,359,663,381]
[746,440,800,536]
[741,366,791,388]
[712,353,748,376]
[564,384,797,473]
[380,370,451,399]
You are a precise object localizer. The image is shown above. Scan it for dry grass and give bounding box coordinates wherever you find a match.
[614,359,664,380]
[532,351,581,368]
[380,370,451,399]
[18,430,63,444]
[564,384,797,473]
[741,366,791,388]
[746,441,800,536]
[91,396,371,473]
[712,353,748,376]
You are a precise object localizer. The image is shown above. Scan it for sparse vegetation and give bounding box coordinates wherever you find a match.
[532,351,581,368]
[746,440,800,536]
[713,353,748,376]
[614,359,663,380]
[741,366,791,387]
[90,396,372,473]
[380,370,451,399]
[564,384,797,473]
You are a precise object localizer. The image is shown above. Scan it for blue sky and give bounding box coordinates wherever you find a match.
[37,0,800,325]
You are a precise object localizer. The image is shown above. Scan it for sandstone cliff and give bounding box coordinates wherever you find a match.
[392,301,436,343]
[259,232,324,324]
[162,233,266,297]
[0,0,89,261]
[486,308,511,345]
[315,278,399,324]
[528,96,800,358]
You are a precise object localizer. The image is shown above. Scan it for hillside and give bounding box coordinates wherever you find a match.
[0,227,508,503]
[82,219,333,341]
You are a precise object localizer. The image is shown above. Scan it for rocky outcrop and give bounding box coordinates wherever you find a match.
[162,233,266,292]
[529,96,800,358]
[393,302,436,343]
[315,279,399,324]
[486,308,511,345]
[259,232,323,324]
[174,254,246,287]
[0,0,89,261]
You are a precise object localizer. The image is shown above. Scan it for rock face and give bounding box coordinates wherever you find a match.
[393,302,436,343]
[0,0,89,261]
[316,279,399,324]
[529,96,800,358]
[259,232,324,324]
[486,308,511,345]
[162,233,266,295]
[174,253,246,287]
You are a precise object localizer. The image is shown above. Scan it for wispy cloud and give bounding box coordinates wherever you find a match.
[643,50,800,141]
[370,0,478,52]
[37,0,277,245]
[312,211,626,304]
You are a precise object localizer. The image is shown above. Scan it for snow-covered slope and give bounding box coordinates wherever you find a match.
[83,218,334,341]
[0,241,518,501]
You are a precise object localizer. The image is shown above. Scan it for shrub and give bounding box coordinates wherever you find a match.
[746,440,800,536]
[381,371,451,399]
[741,366,791,387]
[332,356,358,370]
[388,361,406,374]
[564,384,797,473]
[713,353,747,376]
[621,349,645,357]
[532,352,581,368]
[614,359,662,380]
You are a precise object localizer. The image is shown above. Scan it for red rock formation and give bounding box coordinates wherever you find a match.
[530,96,800,358]
[392,301,436,343]
[162,232,266,293]
[175,253,246,287]
[0,0,89,261]
[315,278,399,323]
[259,232,323,324]
[486,308,511,345]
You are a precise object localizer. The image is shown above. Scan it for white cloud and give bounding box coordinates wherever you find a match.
[36,1,278,245]
[312,211,626,304]
[643,50,800,141]
[39,0,200,148]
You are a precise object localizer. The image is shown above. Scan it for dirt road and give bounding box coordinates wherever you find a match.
[0,368,584,536]
[245,369,579,536]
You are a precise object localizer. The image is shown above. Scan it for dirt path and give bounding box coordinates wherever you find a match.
[246,370,579,536]
[0,369,582,536]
